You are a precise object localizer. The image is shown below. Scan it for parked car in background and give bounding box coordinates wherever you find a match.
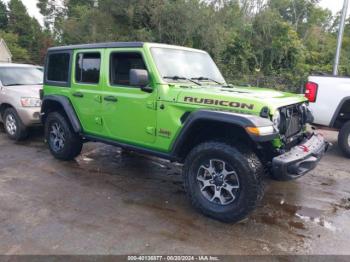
[0,63,43,140]
[306,76,350,157]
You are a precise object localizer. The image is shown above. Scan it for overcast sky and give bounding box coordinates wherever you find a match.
[9,0,44,25]
[321,0,350,16]
[4,0,350,27]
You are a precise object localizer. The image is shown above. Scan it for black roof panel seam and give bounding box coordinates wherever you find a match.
[48,42,144,51]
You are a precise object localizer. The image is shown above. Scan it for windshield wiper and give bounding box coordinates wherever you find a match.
[191,77,224,85]
[163,76,201,86]
[190,77,235,88]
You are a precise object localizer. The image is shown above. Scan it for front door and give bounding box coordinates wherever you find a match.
[101,49,157,147]
[70,50,105,136]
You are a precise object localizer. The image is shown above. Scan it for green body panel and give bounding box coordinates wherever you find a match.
[44,43,308,153]
[100,48,158,146]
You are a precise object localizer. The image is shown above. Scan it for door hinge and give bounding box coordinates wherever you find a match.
[94,95,102,103]
[146,101,157,110]
[146,126,156,136]
[94,117,103,125]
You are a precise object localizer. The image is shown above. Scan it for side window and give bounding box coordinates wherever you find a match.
[47,52,71,84]
[110,52,146,87]
[76,52,101,84]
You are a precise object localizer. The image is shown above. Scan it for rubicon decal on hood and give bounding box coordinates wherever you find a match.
[184,97,254,110]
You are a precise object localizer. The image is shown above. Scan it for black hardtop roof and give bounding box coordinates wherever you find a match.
[48,42,144,52]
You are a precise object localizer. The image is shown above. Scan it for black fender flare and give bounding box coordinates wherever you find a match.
[171,110,278,156]
[329,96,350,128]
[41,95,82,133]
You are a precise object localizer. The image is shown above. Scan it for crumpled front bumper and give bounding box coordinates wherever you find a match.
[272,133,329,181]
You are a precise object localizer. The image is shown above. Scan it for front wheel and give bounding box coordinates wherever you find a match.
[338,121,350,158]
[45,112,83,161]
[183,141,264,223]
[3,108,28,141]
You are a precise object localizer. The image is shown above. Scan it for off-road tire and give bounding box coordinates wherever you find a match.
[338,121,350,158]
[0,122,5,133]
[3,108,28,141]
[45,112,83,161]
[183,141,264,223]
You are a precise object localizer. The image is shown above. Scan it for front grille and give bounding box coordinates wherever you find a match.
[285,113,302,137]
[280,104,304,138]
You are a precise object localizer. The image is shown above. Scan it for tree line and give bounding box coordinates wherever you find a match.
[0,0,349,91]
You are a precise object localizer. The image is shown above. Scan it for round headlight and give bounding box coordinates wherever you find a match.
[272,111,281,131]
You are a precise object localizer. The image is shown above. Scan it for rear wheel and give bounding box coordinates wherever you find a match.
[3,108,28,141]
[0,122,5,133]
[338,121,350,158]
[45,112,83,161]
[183,141,264,223]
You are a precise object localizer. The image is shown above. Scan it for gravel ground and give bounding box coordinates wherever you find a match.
[0,128,349,255]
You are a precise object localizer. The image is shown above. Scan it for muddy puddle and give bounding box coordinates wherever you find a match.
[70,141,350,241]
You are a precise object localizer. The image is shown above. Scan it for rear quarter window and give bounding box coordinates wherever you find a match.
[45,51,72,87]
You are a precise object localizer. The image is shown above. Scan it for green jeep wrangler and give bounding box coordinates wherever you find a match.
[41,42,328,223]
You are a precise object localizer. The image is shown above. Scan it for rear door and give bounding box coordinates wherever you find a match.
[70,49,106,136]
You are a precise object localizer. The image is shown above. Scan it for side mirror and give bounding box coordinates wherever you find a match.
[129,69,152,93]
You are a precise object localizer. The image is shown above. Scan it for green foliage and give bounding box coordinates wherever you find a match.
[3,0,349,92]
[0,0,8,30]
[0,30,30,62]
[0,0,51,64]
[339,18,350,75]
[8,0,34,48]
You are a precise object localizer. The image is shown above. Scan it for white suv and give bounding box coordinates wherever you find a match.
[0,63,43,140]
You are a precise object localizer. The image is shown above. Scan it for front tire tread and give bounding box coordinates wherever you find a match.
[183,141,264,223]
[45,112,83,161]
[338,121,350,158]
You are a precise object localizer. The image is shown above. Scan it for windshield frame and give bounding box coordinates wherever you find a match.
[0,66,44,87]
[150,47,226,86]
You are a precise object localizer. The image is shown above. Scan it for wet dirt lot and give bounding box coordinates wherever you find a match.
[0,128,349,255]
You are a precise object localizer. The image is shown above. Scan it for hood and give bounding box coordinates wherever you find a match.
[175,85,307,115]
[5,85,42,98]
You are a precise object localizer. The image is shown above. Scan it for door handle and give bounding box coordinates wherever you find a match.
[73,92,84,98]
[104,96,118,102]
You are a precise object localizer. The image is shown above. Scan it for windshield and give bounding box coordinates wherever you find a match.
[151,48,226,84]
[0,67,43,86]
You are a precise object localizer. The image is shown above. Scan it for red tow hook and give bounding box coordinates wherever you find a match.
[299,145,309,153]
